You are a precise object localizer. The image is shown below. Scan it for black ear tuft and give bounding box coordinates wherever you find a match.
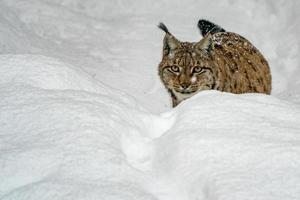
[198,19,226,36]
[158,22,170,34]
[158,22,181,57]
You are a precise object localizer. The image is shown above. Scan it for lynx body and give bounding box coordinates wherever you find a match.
[158,20,271,107]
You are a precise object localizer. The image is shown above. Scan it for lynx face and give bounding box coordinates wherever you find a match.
[159,41,217,104]
[158,21,271,107]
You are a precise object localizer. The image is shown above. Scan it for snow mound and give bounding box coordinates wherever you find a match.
[1,55,300,200]
[153,92,300,200]
[0,55,107,93]
[0,55,172,199]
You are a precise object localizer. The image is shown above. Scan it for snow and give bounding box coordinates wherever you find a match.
[0,0,300,200]
[153,92,300,200]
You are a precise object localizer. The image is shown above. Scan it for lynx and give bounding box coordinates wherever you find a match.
[158,19,271,107]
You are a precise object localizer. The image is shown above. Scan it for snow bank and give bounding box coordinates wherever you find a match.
[0,55,107,93]
[1,0,300,200]
[1,55,300,200]
[153,92,300,200]
[0,55,165,199]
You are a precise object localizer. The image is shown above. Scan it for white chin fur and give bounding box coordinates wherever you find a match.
[173,90,195,102]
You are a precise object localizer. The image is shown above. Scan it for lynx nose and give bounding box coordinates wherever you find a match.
[180,83,190,90]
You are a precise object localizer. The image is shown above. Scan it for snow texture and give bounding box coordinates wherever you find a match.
[0,0,300,200]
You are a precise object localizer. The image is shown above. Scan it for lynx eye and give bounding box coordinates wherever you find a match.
[193,66,204,74]
[169,65,180,73]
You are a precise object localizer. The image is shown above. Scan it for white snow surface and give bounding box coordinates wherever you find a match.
[1,0,300,200]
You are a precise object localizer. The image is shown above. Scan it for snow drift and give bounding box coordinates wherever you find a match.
[1,0,300,200]
[0,55,162,200]
[1,55,300,200]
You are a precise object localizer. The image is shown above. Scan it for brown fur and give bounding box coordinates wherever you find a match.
[158,26,271,107]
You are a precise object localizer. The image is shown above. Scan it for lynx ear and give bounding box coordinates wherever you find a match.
[158,23,180,57]
[195,34,214,56]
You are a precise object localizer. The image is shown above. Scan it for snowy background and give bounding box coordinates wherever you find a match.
[0,0,300,199]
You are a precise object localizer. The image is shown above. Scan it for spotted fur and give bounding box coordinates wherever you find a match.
[158,20,271,107]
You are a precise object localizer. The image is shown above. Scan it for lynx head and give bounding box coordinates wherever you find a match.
[158,23,217,106]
